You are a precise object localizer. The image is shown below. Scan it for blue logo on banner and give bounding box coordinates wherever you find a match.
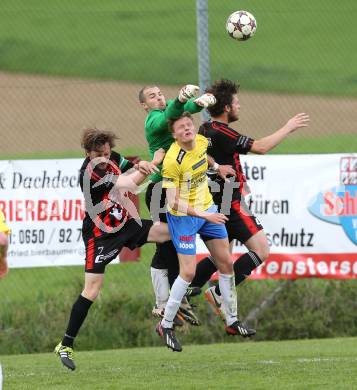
[308,185,357,245]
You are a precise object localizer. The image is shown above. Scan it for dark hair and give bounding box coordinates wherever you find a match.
[206,79,240,117]
[138,85,156,103]
[168,112,194,133]
[81,128,118,152]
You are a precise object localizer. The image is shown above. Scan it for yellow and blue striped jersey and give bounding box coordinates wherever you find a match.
[162,134,213,216]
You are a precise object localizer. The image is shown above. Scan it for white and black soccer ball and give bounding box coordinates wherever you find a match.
[226,10,257,41]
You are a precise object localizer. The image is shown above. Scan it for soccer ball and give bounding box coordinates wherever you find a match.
[226,10,257,41]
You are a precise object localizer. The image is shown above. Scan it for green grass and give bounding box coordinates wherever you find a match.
[0,0,356,96]
[1,338,357,389]
[271,133,357,154]
[0,251,154,304]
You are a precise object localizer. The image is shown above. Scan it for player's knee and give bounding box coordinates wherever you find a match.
[256,244,270,263]
[148,224,170,243]
[82,283,102,301]
[158,230,171,243]
[180,270,195,282]
[82,288,99,301]
[216,255,234,274]
[180,265,196,282]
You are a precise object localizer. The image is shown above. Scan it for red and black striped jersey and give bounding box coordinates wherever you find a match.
[79,151,134,240]
[199,120,254,203]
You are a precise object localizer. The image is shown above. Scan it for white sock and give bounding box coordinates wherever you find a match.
[161,276,190,328]
[150,267,169,310]
[219,273,238,326]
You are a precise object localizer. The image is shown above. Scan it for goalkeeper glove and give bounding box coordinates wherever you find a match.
[178,84,200,103]
[194,93,216,108]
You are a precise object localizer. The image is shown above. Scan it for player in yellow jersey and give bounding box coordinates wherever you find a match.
[155,112,255,352]
[0,210,10,279]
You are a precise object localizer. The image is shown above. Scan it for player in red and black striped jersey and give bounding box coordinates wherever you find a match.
[193,79,309,317]
[199,119,254,209]
[80,149,134,245]
[55,128,169,370]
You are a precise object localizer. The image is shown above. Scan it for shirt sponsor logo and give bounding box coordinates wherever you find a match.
[95,248,119,263]
[179,235,194,242]
[110,207,123,221]
[176,149,186,164]
[179,242,194,249]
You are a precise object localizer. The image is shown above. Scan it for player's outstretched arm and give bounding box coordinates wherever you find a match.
[250,113,310,154]
[113,149,165,193]
[147,85,200,134]
[168,84,202,117]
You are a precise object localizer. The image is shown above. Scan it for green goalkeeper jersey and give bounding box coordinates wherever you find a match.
[145,97,202,182]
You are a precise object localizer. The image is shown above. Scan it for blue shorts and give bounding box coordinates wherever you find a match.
[166,205,228,255]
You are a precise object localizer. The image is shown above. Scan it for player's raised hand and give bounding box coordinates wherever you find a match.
[152,148,166,166]
[178,84,200,103]
[285,113,310,133]
[194,93,216,108]
[217,164,235,182]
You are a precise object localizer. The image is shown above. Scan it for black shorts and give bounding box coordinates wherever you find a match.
[223,198,263,244]
[84,218,153,274]
[145,181,168,223]
[145,181,179,274]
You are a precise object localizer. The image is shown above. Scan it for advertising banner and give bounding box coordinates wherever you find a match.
[0,159,86,267]
[1,154,356,278]
[197,154,357,279]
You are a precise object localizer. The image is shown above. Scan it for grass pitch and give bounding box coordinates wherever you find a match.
[0,0,356,96]
[1,337,357,389]
[0,132,356,161]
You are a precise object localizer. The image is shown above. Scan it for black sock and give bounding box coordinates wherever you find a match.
[62,294,93,347]
[234,251,262,286]
[215,251,263,295]
[191,257,217,288]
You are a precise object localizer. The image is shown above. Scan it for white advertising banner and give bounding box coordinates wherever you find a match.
[0,159,86,268]
[196,153,357,279]
[1,154,356,278]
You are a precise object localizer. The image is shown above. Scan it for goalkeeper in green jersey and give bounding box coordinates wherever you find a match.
[139,84,217,325]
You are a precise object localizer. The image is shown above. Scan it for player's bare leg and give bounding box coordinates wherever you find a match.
[157,253,197,351]
[55,273,103,370]
[146,223,171,244]
[244,230,270,264]
[148,222,199,325]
